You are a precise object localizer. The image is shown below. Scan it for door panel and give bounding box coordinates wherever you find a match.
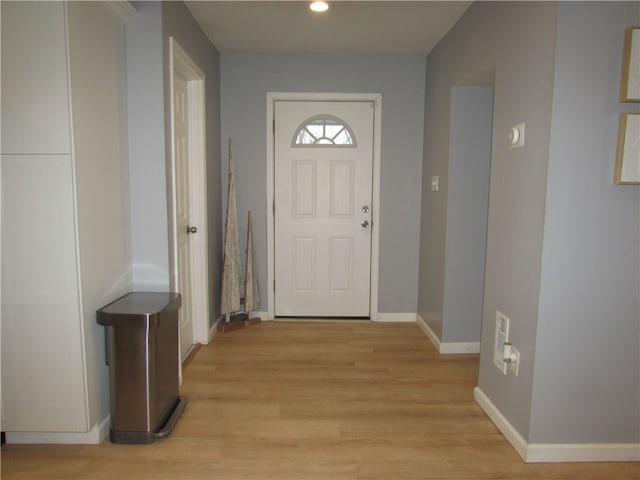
[331,161,354,217]
[293,236,315,292]
[274,101,374,317]
[293,160,316,216]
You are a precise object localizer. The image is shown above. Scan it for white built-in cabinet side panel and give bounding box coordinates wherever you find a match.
[0,1,71,154]
[1,155,87,431]
[66,1,133,428]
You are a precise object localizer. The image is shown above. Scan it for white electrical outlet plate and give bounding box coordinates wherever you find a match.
[509,346,520,376]
[494,311,510,375]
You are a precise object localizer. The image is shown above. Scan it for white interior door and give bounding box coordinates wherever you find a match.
[173,70,195,358]
[170,38,209,367]
[274,101,374,317]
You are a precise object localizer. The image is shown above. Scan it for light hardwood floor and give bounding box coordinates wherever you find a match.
[2,321,638,479]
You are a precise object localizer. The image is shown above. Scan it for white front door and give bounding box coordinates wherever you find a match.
[173,70,195,358]
[274,101,374,317]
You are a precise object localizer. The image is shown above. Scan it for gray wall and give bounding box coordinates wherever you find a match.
[420,2,559,439]
[422,0,640,445]
[127,2,222,325]
[441,87,493,343]
[126,1,168,289]
[220,54,425,314]
[476,0,561,434]
[162,1,222,324]
[530,1,640,444]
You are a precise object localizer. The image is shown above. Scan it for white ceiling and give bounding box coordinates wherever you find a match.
[184,1,472,56]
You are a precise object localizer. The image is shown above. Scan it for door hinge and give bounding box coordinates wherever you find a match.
[273,118,275,133]
[273,199,275,216]
[273,279,276,292]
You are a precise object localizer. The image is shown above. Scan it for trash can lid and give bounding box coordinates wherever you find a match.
[97,292,181,318]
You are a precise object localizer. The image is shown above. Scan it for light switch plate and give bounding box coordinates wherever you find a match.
[494,311,510,375]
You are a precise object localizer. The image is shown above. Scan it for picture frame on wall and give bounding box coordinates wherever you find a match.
[620,26,640,102]
[614,113,640,185]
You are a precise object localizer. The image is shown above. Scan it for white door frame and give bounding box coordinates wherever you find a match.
[266,92,382,320]
[168,38,210,348]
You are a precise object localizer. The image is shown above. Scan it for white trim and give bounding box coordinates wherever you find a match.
[100,1,136,23]
[63,2,92,431]
[209,316,223,341]
[6,416,110,445]
[252,310,270,321]
[526,443,640,463]
[416,314,442,351]
[266,96,275,320]
[375,313,416,322]
[266,92,382,321]
[474,386,529,460]
[370,95,382,323]
[474,387,640,463]
[416,314,480,354]
[168,38,210,353]
[207,311,270,339]
[440,342,480,354]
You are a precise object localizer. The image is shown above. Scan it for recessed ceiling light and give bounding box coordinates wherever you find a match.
[309,1,330,13]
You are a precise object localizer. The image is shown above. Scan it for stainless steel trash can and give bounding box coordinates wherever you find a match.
[97,292,187,444]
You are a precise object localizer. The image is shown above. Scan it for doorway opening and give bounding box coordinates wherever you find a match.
[443,68,495,373]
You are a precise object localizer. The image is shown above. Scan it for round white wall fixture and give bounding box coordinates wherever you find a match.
[508,122,525,148]
[509,127,520,145]
[309,1,330,13]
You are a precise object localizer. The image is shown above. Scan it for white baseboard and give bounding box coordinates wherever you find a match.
[416,314,480,354]
[526,443,640,463]
[6,415,110,445]
[270,313,413,322]
[375,313,417,322]
[416,313,442,350]
[474,387,640,463]
[209,316,224,340]
[440,342,480,354]
[474,386,528,460]
[209,312,270,339]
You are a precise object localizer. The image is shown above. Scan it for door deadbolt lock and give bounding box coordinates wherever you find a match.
[186,226,197,234]
[362,205,370,213]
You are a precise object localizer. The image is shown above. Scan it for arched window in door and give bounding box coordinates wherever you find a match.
[292,115,356,147]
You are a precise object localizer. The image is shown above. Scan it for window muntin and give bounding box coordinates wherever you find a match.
[293,115,356,147]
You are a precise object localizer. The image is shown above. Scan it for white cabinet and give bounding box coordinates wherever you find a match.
[0,2,71,154]
[1,155,87,431]
[1,1,132,441]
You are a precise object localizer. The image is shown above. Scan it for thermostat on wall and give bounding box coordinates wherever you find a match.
[509,123,525,148]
